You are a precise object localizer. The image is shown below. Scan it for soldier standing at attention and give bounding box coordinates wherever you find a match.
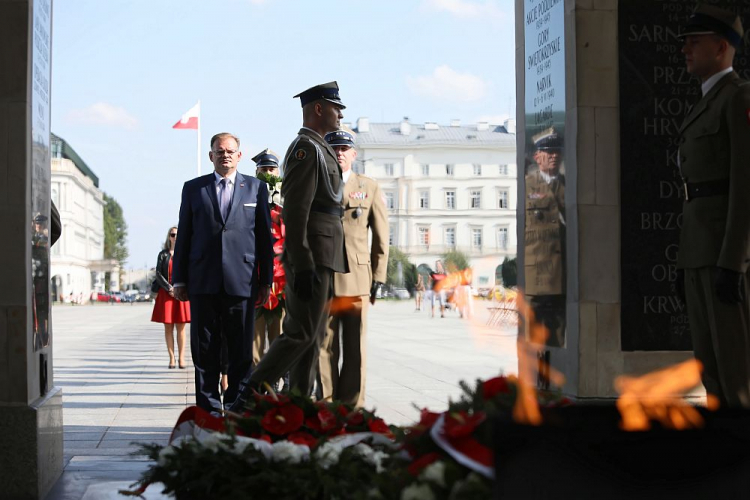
[318,129,388,408]
[676,6,750,408]
[524,128,565,348]
[250,148,284,368]
[231,82,347,410]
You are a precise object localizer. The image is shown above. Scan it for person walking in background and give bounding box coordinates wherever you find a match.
[317,129,388,408]
[414,273,425,312]
[172,132,275,415]
[151,226,190,369]
[675,6,750,408]
[430,261,447,318]
[231,82,348,410]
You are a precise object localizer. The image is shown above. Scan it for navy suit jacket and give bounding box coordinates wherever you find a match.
[173,172,274,297]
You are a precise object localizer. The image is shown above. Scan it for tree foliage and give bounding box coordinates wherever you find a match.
[386,246,416,289]
[103,192,129,265]
[501,257,517,287]
[441,249,471,273]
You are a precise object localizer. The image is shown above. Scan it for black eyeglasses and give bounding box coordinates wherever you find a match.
[170,233,177,238]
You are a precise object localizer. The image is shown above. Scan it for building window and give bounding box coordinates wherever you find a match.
[473,164,482,176]
[385,163,394,176]
[389,226,394,245]
[419,190,430,209]
[499,164,508,175]
[385,192,395,209]
[446,164,454,176]
[498,189,509,209]
[445,190,456,209]
[421,164,429,176]
[418,226,430,247]
[472,228,483,249]
[470,190,482,209]
[497,227,508,249]
[445,227,456,248]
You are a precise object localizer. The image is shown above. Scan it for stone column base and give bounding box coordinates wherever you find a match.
[0,387,63,499]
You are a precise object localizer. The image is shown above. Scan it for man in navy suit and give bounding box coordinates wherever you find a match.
[173,132,274,414]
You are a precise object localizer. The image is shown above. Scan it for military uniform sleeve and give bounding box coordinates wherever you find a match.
[368,179,389,283]
[718,84,750,272]
[281,138,318,272]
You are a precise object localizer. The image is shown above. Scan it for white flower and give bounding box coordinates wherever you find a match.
[352,443,389,473]
[420,461,447,488]
[157,445,176,466]
[314,441,343,469]
[270,440,310,464]
[401,482,435,500]
[198,432,230,452]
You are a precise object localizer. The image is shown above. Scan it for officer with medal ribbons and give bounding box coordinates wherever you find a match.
[318,129,388,408]
[676,6,750,408]
[231,82,347,410]
[524,127,565,348]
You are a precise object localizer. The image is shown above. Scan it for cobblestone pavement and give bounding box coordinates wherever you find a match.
[45,299,517,499]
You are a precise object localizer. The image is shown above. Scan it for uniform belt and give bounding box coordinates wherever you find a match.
[310,203,343,217]
[682,178,729,202]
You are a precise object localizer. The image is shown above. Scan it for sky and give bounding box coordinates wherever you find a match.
[51,0,517,271]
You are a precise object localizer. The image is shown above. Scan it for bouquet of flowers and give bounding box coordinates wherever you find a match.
[256,171,286,320]
[124,375,567,499]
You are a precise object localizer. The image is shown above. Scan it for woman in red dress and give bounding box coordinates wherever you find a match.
[151,226,190,368]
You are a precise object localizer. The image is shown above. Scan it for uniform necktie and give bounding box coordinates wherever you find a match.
[219,178,231,220]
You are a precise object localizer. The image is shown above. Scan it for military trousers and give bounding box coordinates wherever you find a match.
[685,267,750,408]
[252,309,284,366]
[318,296,369,407]
[249,264,332,397]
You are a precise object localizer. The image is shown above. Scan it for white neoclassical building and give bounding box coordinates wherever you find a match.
[350,117,517,288]
[50,134,118,303]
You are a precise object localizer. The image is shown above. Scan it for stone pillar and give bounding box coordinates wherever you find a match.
[0,0,63,497]
[515,0,750,400]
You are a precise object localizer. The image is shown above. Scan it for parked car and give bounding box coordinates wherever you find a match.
[122,290,139,303]
[392,288,411,300]
[95,292,111,302]
[109,292,124,303]
[136,290,152,302]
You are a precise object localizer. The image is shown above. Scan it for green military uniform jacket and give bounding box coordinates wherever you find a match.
[677,72,750,272]
[334,172,389,297]
[524,171,565,296]
[281,128,347,273]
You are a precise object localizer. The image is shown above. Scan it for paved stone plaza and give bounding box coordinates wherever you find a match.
[45,299,517,499]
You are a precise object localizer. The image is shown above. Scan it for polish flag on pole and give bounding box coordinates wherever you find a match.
[173,101,202,175]
[173,102,200,129]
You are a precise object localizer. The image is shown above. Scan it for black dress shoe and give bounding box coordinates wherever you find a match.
[228,380,263,413]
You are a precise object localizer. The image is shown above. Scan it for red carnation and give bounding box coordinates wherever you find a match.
[443,411,485,439]
[407,452,441,476]
[368,417,390,435]
[287,431,317,447]
[260,405,304,435]
[482,376,511,400]
[346,412,364,427]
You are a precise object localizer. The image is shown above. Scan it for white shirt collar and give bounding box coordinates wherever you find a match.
[342,169,352,184]
[702,67,733,96]
[214,170,238,185]
[539,170,557,183]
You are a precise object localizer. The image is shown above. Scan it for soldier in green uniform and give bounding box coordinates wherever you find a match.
[231,82,347,409]
[524,128,565,347]
[676,6,750,408]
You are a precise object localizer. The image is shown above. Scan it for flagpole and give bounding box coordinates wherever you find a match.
[197,100,201,176]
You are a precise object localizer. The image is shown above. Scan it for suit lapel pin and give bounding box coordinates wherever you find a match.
[240,183,245,187]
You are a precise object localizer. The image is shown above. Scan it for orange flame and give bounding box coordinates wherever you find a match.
[615,359,718,431]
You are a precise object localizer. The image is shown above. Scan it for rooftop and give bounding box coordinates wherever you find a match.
[352,119,516,147]
[51,133,99,187]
